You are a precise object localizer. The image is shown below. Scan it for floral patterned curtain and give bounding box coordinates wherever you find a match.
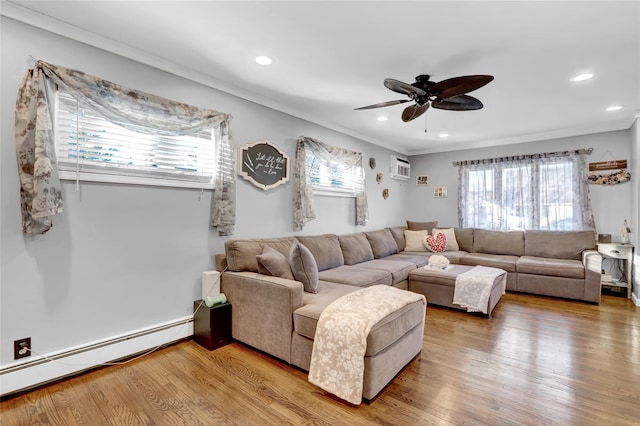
[293,136,368,230]
[210,121,236,236]
[456,149,595,231]
[14,60,235,235]
[15,67,64,234]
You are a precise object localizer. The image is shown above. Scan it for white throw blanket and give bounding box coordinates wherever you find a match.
[308,285,425,405]
[453,266,506,314]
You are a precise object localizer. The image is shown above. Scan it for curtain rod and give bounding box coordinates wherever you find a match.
[452,147,593,167]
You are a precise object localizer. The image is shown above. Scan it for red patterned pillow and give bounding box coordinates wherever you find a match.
[424,232,447,253]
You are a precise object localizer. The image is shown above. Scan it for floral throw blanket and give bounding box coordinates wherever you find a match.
[308,285,426,405]
[453,266,506,314]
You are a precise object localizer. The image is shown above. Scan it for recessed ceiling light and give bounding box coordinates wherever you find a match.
[255,56,272,65]
[439,133,449,138]
[571,73,594,82]
[377,116,388,122]
[605,105,623,111]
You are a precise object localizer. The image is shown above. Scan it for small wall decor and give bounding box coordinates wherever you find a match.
[376,172,383,184]
[416,175,430,186]
[369,157,376,169]
[433,186,448,198]
[382,188,390,199]
[238,139,289,190]
[588,159,630,185]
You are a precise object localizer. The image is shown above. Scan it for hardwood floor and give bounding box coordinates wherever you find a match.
[2,293,638,425]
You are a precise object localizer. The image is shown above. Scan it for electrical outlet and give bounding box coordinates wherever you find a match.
[14,337,31,360]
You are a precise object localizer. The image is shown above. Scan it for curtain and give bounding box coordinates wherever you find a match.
[293,136,368,231]
[456,150,595,231]
[15,60,235,235]
[15,67,64,234]
[210,121,236,236]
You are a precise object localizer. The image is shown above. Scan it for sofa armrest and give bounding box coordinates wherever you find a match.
[221,271,304,363]
[582,250,602,304]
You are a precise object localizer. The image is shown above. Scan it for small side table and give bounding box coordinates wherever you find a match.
[193,300,232,350]
[597,243,634,299]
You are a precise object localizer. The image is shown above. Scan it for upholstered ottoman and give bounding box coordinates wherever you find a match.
[409,265,506,317]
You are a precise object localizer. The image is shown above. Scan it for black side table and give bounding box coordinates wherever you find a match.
[193,300,232,350]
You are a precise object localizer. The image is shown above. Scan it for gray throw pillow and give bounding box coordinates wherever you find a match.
[289,243,319,293]
[406,220,439,233]
[256,245,294,280]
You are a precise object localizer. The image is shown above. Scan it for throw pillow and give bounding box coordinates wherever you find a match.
[406,220,439,233]
[256,245,294,280]
[432,228,459,251]
[424,232,447,253]
[289,243,319,293]
[404,230,429,251]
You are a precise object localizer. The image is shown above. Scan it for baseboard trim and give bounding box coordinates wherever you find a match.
[0,317,193,397]
[632,292,639,307]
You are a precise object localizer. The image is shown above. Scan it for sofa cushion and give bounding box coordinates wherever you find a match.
[433,228,459,251]
[473,229,524,256]
[453,228,474,253]
[338,233,374,265]
[387,226,407,251]
[225,237,298,272]
[290,243,319,293]
[352,259,417,285]
[460,253,518,272]
[385,253,430,268]
[404,230,429,252]
[365,229,399,258]
[293,282,425,356]
[406,220,438,233]
[256,245,294,280]
[516,256,585,279]
[295,234,344,271]
[524,230,595,260]
[318,265,392,287]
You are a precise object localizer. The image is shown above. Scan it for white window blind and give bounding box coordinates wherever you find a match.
[305,151,363,197]
[55,91,216,189]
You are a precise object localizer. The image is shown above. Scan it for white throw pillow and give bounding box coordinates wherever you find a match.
[404,230,429,251]
[432,228,459,251]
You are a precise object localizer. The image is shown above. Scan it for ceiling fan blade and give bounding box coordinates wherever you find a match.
[431,95,484,111]
[430,75,494,99]
[401,103,429,122]
[354,99,411,110]
[384,78,427,97]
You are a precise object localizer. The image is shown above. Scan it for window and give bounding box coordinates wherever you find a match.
[458,152,594,231]
[55,91,216,189]
[305,150,363,196]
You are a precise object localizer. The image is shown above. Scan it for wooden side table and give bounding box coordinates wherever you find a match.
[597,243,634,299]
[193,300,232,350]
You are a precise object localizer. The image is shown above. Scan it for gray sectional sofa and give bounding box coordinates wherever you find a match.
[215,225,600,401]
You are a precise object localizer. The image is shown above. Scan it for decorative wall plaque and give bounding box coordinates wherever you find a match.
[238,139,289,190]
[416,175,430,186]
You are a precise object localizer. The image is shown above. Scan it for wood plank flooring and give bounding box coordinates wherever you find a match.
[1,292,639,425]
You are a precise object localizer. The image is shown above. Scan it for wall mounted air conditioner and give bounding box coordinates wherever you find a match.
[390,155,411,181]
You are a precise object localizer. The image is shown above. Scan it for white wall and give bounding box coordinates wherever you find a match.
[407,130,634,236]
[0,17,409,366]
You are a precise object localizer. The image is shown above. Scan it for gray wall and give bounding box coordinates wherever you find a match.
[0,18,409,365]
[630,118,639,300]
[407,130,634,237]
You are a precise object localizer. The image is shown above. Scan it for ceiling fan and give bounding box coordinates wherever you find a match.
[355,74,494,123]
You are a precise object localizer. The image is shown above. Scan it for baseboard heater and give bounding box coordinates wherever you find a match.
[0,317,193,397]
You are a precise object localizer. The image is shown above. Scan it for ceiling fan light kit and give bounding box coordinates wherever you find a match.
[355,74,494,128]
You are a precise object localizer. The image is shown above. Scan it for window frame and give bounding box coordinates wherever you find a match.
[305,150,362,198]
[460,156,587,231]
[54,90,217,190]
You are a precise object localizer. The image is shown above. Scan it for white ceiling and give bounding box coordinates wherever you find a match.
[4,1,640,155]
